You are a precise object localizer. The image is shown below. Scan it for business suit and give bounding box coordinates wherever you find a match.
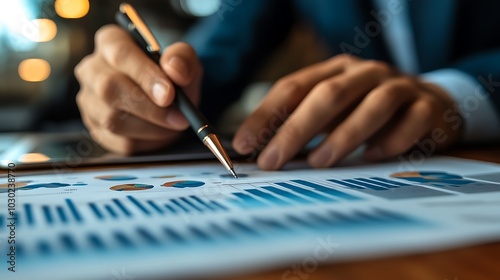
[185,0,500,124]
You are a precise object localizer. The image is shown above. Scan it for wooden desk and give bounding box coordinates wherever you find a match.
[2,146,499,280]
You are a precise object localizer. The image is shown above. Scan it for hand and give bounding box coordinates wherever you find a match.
[74,25,203,154]
[232,54,463,170]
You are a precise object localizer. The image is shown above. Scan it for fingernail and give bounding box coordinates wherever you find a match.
[168,56,189,79]
[309,145,334,167]
[153,82,169,106]
[258,145,280,170]
[166,110,189,129]
[365,146,384,161]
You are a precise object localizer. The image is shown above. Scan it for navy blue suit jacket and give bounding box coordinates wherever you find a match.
[185,0,500,122]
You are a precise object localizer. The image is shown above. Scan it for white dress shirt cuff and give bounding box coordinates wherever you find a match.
[420,68,500,143]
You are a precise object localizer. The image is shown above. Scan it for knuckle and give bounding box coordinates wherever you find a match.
[94,25,119,47]
[415,98,437,122]
[363,60,391,73]
[315,80,345,105]
[273,77,303,99]
[332,53,355,64]
[107,41,131,67]
[95,73,120,103]
[74,56,89,80]
[75,91,85,108]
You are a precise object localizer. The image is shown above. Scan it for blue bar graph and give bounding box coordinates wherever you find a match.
[127,196,151,216]
[66,199,83,222]
[105,205,118,219]
[355,178,399,188]
[42,205,53,225]
[189,225,211,241]
[60,233,77,251]
[56,206,68,224]
[163,227,185,243]
[89,203,104,220]
[170,199,189,213]
[232,192,267,208]
[137,227,159,245]
[344,179,386,191]
[262,186,313,205]
[24,204,34,226]
[147,200,164,215]
[37,240,51,255]
[190,195,216,211]
[180,197,203,212]
[328,177,451,199]
[246,189,291,206]
[114,231,133,248]
[88,234,105,250]
[164,204,178,214]
[292,180,361,200]
[276,182,335,203]
[210,201,228,211]
[229,219,259,236]
[113,199,132,217]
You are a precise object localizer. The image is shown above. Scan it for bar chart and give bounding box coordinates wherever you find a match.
[1,158,500,280]
[327,177,452,199]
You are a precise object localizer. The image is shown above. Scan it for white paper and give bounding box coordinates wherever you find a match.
[1,157,500,280]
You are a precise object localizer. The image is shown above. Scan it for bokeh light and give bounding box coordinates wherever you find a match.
[55,0,90,19]
[181,0,220,17]
[18,153,51,163]
[24,19,57,42]
[18,59,51,82]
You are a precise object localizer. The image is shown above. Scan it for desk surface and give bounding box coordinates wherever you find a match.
[3,145,499,280]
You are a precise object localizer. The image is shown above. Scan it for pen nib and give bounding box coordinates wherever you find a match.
[230,169,238,179]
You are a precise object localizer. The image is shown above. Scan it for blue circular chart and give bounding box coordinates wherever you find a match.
[95,175,137,181]
[110,184,154,191]
[162,180,205,188]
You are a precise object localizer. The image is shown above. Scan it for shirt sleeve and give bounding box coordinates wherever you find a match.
[420,68,500,143]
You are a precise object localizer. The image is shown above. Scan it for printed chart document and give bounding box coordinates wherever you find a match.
[1,157,500,279]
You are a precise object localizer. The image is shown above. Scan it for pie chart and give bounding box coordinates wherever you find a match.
[162,180,205,188]
[96,175,137,181]
[110,184,154,191]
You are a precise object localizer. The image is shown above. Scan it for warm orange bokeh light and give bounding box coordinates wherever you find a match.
[18,153,51,163]
[27,19,57,42]
[18,59,51,82]
[55,0,90,19]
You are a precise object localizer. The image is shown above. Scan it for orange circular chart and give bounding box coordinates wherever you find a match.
[162,180,205,188]
[110,184,154,191]
[96,175,137,181]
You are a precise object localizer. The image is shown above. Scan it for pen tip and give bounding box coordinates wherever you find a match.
[230,169,238,179]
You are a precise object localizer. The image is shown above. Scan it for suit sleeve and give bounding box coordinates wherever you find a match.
[183,0,295,122]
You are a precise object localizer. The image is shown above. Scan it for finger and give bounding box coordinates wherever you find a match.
[256,61,389,170]
[364,97,436,161]
[77,56,189,130]
[160,42,204,106]
[233,54,358,154]
[79,90,181,140]
[95,24,174,107]
[307,77,419,168]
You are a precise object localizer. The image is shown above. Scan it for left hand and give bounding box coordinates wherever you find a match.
[232,54,463,170]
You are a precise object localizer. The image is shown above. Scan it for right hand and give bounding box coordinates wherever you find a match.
[75,24,203,154]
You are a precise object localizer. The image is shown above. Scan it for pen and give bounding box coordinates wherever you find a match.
[116,3,238,178]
